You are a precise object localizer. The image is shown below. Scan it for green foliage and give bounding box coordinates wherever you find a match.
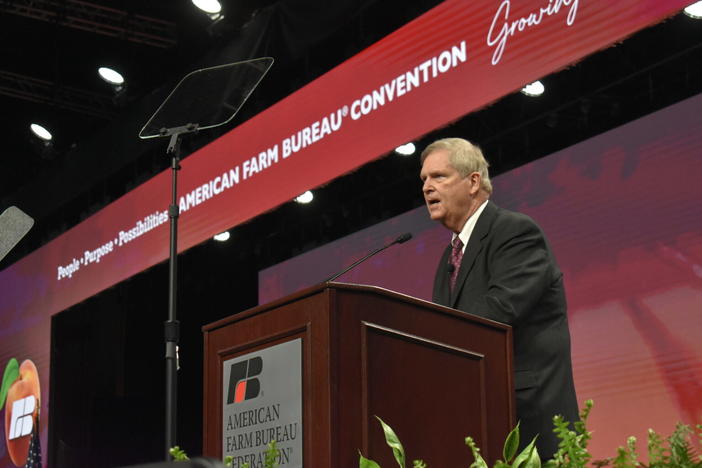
[360,452,382,468]
[647,429,665,467]
[0,358,19,411]
[171,439,280,468]
[504,422,522,462]
[465,436,489,468]
[467,421,540,468]
[377,416,406,468]
[547,399,593,468]
[664,423,702,468]
[361,416,408,468]
[169,446,189,461]
[607,421,702,468]
[264,440,280,468]
[612,437,638,468]
[358,400,701,468]
[510,437,540,468]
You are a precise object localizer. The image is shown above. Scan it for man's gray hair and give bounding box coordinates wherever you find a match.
[421,138,493,194]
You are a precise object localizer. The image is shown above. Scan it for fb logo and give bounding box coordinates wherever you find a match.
[8,396,35,440]
[226,357,262,404]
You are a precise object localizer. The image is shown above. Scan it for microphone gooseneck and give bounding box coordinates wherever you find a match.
[326,232,413,282]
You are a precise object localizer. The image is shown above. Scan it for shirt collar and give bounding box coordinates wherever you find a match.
[452,199,489,253]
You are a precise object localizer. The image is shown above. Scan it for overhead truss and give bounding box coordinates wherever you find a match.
[0,70,117,119]
[2,0,177,48]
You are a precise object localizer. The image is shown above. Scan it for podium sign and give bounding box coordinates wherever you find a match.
[222,339,303,467]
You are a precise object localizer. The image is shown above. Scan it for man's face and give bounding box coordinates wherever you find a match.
[420,149,475,233]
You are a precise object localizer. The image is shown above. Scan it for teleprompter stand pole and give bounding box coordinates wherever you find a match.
[136,57,274,462]
[161,124,198,460]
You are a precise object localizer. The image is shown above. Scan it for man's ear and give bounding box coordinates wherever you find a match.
[468,172,481,195]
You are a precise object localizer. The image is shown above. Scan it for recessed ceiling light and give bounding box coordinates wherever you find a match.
[521,80,545,97]
[395,142,416,156]
[213,231,230,241]
[683,1,702,18]
[98,67,125,85]
[30,123,52,141]
[192,0,221,14]
[295,191,313,204]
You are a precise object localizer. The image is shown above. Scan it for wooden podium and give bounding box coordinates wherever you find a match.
[203,283,515,467]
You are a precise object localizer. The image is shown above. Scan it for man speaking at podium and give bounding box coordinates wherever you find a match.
[419,138,579,458]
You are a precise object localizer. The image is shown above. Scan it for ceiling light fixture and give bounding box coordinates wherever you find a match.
[295,191,314,204]
[683,1,702,18]
[30,123,52,141]
[192,0,223,19]
[213,231,230,242]
[521,80,545,97]
[99,67,128,106]
[394,142,416,156]
[98,67,125,86]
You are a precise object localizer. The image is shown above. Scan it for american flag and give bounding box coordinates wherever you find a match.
[24,414,41,468]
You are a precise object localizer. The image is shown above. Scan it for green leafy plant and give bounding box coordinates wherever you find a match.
[612,437,638,468]
[592,421,702,468]
[546,399,594,468]
[359,416,540,468]
[359,417,399,468]
[359,400,702,468]
[641,423,702,468]
[465,423,540,468]
[170,439,280,468]
[170,446,189,461]
[264,440,281,468]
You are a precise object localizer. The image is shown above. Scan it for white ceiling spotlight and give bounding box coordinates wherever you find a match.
[30,123,52,141]
[394,142,416,156]
[683,1,702,18]
[213,231,230,242]
[295,191,314,204]
[521,80,545,97]
[98,67,125,87]
[99,66,128,107]
[192,0,223,19]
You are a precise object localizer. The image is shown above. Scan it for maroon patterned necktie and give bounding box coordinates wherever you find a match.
[449,237,464,291]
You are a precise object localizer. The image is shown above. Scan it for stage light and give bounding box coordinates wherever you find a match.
[30,123,52,141]
[395,142,416,156]
[521,80,545,97]
[98,67,125,86]
[99,67,128,107]
[192,0,222,18]
[295,191,314,204]
[213,231,230,241]
[683,1,702,18]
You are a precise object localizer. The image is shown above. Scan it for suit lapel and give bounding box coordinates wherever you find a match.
[450,201,497,308]
[432,244,451,306]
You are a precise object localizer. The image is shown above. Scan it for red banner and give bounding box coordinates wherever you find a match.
[0,1,691,465]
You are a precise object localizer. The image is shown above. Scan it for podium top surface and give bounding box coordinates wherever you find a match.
[202,281,510,333]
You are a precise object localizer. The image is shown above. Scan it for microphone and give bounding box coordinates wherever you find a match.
[447,263,455,274]
[326,232,412,282]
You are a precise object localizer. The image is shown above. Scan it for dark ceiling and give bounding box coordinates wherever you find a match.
[1,0,701,271]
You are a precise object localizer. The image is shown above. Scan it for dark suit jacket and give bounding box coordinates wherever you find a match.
[432,201,578,458]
